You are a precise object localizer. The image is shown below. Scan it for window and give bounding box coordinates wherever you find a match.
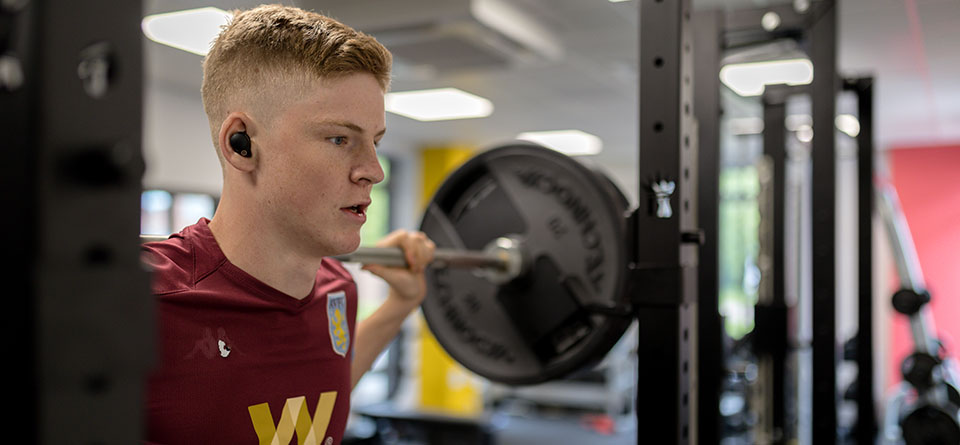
[140,190,217,235]
[173,193,216,232]
[718,166,760,339]
[141,190,174,235]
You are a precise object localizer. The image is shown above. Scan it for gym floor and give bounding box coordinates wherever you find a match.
[349,402,636,444]
[493,414,635,445]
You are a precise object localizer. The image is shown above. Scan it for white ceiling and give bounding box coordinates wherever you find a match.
[142,0,960,193]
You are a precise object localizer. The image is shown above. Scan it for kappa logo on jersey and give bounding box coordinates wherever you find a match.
[186,327,234,360]
[248,392,337,445]
[327,292,349,357]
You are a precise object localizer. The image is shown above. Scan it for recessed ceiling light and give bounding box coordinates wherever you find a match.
[142,7,232,56]
[517,130,602,156]
[761,12,782,31]
[785,114,860,138]
[385,88,493,121]
[835,114,861,138]
[719,58,814,96]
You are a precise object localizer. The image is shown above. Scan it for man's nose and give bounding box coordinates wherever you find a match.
[353,143,384,185]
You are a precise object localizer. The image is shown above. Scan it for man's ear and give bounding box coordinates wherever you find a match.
[217,112,257,172]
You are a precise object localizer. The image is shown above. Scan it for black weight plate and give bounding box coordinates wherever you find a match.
[420,142,632,385]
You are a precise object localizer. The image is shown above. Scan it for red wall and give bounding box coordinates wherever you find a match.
[887,144,960,386]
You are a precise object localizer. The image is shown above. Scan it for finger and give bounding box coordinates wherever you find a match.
[422,233,436,257]
[414,233,435,271]
[401,236,422,273]
[418,235,436,268]
[373,230,434,271]
[390,232,415,272]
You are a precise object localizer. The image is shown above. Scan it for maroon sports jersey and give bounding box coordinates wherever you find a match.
[142,218,357,445]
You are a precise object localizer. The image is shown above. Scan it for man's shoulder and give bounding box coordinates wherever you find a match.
[141,234,195,294]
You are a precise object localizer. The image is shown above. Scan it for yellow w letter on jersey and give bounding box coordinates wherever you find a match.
[248,392,337,445]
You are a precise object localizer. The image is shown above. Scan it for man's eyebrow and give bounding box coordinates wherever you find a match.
[317,120,386,138]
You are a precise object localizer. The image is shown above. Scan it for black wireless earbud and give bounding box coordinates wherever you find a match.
[229,132,251,158]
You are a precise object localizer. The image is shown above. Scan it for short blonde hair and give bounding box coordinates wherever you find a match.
[201,4,392,151]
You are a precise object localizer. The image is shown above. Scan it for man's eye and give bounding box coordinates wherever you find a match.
[329,136,347,146]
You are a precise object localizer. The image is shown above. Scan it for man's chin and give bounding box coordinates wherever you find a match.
[332,236,362,256]
[305,232,360,260]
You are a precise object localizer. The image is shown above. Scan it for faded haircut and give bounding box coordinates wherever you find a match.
[201,4,392,154]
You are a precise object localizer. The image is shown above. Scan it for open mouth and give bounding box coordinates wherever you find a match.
[343,203,368,216]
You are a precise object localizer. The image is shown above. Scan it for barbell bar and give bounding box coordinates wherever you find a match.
[333,236,526,284]
[335,244,499,270]
[139,234,527,284]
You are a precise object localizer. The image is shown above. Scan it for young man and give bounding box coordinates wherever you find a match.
[141,5,435,444]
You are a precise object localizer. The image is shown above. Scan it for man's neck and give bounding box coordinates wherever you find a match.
[207,199,321,300]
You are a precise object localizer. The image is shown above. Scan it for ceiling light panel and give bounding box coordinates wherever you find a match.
[719,58,814,97]
[385,88,493,121]
[517,130,603,156]
[142,7,232,56]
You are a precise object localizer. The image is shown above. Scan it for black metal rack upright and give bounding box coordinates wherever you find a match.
[759,84,793,444]
[1,0,152,443]
[809,3,840,442]
[846,76,878,445]
[633,0,699,443]
[693,9,724,445]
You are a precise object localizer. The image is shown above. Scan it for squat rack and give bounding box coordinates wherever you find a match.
[635,0,876,443]
[4,0,873,443]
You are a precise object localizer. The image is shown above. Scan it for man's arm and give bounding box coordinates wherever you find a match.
[350,230,435,388]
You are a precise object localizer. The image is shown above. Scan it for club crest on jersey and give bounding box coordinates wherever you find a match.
[327,291,349,357]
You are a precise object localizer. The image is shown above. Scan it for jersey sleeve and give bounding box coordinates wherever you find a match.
[141,235,194,295]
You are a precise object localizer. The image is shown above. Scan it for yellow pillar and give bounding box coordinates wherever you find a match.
[416,146,484,417]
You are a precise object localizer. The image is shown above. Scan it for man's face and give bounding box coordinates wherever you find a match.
[254,72,386,258]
